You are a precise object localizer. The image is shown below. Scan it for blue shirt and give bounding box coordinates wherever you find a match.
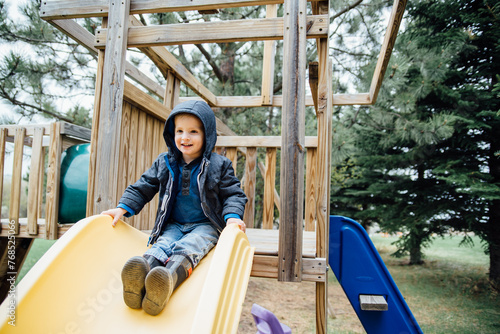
[170,158,207,224]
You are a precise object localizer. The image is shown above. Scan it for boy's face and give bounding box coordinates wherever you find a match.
[174,114,205,164]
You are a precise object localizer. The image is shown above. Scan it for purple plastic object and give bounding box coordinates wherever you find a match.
[251,303,292,334]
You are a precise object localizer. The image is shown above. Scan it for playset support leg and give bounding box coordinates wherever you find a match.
[0,237,33,303]
[278,0,307,283]
[92,0,130,214]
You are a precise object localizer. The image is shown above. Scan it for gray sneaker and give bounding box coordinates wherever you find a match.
[142,254,192,316]
[142,266,174,316]
[121,256,150,309]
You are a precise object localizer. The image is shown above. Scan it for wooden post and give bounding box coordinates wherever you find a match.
[261,4,278,106]
[262,147,277,229]
[0,129,6,220]
[9,128,25,235]
[38,147,46,219]
[305,147,317,231]
[46,122,62,240]
[126,106,139,228]
[309,62,319,113]
[243,147,257,228]
[27,127,44,235]
[314,1,332,333]
[87,17,107,216]
[165,70,180,110]
[226,147,238,173]
[278,0,307,282]
[118,102,131,206]
[92,0,130,214]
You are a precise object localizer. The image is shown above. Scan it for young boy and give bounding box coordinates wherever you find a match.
[102,100,247,316]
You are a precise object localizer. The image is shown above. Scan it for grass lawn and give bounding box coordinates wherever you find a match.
[17,233,500,333]
[17,239,56,283]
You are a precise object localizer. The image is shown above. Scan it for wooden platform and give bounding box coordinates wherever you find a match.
[246,228,317,258]
[248,228,326,282]
[0,221,326,282]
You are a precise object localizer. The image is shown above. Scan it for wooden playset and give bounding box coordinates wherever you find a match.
[0,0,407,332]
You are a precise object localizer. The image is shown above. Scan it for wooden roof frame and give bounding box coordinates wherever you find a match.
[41,0,406,108]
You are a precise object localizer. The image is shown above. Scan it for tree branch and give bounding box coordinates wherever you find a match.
[0,87,74,122]
[331,0,364,22]
[195,44,224,83]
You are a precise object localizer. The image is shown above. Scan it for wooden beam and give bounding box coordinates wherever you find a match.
[278,0,307,283]
[332,93,371,105]
[40,0,328,20]
[128,16,217,106]
[49,18,166,100]
[0,221,73,239]
[215,136,317,148]
[179,95,315,107]
[123,80,171,121]
[2,124,51,137]
[59,121,92,140]
[251,255,327,282]
[93,0,130,213]
[95,15,328,48]
[369,0,407,103]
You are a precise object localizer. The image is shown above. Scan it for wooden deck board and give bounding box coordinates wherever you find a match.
[246,228,316,258]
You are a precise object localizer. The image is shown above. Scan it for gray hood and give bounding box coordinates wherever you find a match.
[163,100,217,161]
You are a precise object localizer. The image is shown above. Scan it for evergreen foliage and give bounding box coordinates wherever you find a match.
[331,0,500,289]
[0,0,97,127]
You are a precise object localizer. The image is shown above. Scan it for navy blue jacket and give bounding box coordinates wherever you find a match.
[118,100,247,246]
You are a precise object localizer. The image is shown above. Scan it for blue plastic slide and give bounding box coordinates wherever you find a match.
[329,216,423,334]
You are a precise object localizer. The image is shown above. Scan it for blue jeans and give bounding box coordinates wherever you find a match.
[144,222,219,268]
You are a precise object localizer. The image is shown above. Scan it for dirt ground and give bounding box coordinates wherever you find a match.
[238,277,365,333]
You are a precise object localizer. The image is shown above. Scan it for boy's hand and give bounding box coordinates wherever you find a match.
[226,218,246,233]
[101,208,127,227]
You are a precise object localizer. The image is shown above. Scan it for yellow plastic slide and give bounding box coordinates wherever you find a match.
[0,215,254,333]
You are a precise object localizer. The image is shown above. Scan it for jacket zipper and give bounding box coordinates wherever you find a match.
[148,159,175,245]
[198,159,223,234]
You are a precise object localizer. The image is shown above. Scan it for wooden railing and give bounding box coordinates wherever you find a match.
[215,135,318,231]
[0,121,319,240]
[0,122,90,239]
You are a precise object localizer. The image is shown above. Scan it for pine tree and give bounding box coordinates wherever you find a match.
[0,0,97,126]
[406,0,500,290]
[331,0,462,264]
[331,0,500,287]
